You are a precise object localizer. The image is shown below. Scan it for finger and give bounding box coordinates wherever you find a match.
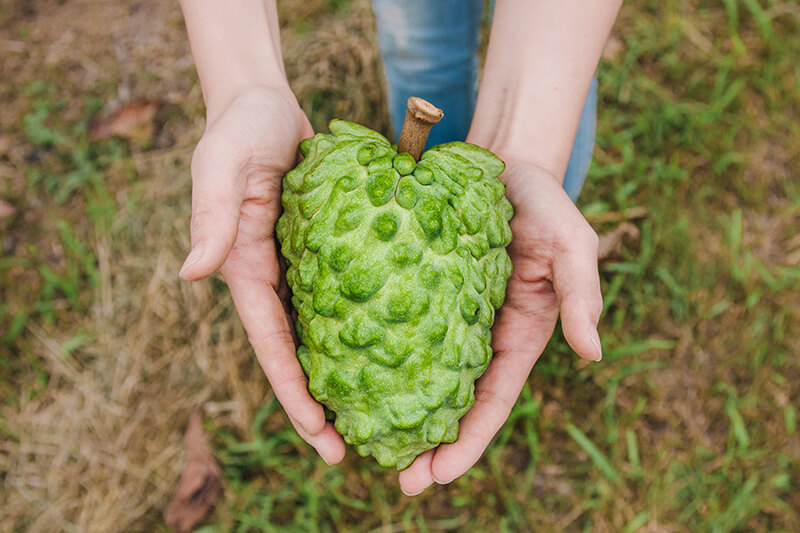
[431,344,543,485]
[301,119,314,144]
[398,450,435,496]
[552,223,603,361]
[289,416,346,465]
[224,267,327,438]
[180,136,245,281]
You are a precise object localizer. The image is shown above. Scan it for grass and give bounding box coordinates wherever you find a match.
[1,0,799,531]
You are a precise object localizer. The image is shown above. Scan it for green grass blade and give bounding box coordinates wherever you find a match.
[740,0,774,42]
[784,405,797,436]
[626,429,641,474]
[566,423,621,484]
[724,396,750,449]
[623,511,650,533]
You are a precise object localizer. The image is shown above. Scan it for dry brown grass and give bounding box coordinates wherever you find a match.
[2,141,265,532]
[280,0,391,134]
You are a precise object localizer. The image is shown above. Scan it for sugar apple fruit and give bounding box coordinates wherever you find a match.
[276,119,514,470]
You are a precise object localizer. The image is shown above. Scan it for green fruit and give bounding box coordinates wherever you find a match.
[276,119,514,469]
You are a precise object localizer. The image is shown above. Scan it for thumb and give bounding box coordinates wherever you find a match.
[179,136,245,281]
[552,224,604,361]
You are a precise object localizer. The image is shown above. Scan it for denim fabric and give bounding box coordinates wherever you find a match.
[563,76,598,201]
[371,0,596,202]
[372,0,483,147]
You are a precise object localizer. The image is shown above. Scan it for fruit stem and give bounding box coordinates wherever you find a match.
[397,97,444,161]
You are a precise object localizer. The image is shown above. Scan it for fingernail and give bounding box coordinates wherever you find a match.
[432,474,451,485]
[590,329,603,361]
[401,487,425,497]
[320,454,332,466]
[179,243,205,277]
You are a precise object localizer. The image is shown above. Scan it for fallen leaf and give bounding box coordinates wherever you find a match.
[0,199,15,219]
[164,411,222,533]
[598,222,640,261]
[90,100,160,143]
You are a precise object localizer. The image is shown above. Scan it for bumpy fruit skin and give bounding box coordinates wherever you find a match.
[276,120,513,470]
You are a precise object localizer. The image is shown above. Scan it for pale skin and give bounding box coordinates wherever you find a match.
[177,0,622,496]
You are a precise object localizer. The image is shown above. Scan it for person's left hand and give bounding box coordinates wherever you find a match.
[397,159,603,495]
[178,86,346,465]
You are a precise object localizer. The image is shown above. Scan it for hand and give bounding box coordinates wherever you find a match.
[179,86,346,465]
[398,160,603,495]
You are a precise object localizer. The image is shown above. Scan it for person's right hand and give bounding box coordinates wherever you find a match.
[179,85,346,465]
[397,159,602,495]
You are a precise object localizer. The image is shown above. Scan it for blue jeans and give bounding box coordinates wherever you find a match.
[372,0,596,202]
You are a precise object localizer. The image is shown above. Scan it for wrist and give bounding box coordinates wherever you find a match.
[180,0,289,124]
[468,110,570,186]
[204,80,292,127]
[466,1,621,183]
[201,85,308,144]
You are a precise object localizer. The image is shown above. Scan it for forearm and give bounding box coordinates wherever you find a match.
[178,0,288,124]
[468,0,622,181]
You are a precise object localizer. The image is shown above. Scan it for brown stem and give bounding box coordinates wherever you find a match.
[397,97,444,161]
